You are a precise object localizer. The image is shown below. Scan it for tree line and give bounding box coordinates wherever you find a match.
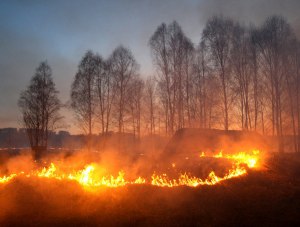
[19,15,300,157]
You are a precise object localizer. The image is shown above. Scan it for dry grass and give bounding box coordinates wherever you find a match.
[0,155,300,227]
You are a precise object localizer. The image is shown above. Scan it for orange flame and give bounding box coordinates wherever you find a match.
[0,149,261,188]
[200,150,260,168]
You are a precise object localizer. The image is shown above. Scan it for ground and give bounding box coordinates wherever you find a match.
[0,153,300,227]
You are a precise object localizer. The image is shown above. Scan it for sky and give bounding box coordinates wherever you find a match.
[0,0,299,134]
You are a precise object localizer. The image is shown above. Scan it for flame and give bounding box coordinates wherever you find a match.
[0,149,261,188]
[151,165,247,187]
[0,173,18,184]
[199,150,260,168]
[134,176,146,184]
[37,163,60,179]
[212,150,260,168]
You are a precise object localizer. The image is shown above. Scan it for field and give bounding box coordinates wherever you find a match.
[1,153,300,227]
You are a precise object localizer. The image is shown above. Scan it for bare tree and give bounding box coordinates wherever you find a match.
[109,46,139,133]
[284,37,300,152]
[144,76,157,135]
[149,23,174,135]
[249,26,261,131]
[202,16,234,130]
[128,76,144,138]
[256,16,294,152]
[295,42,300,153]
[194,41,211,128]
[297,42,300,153]
[182,34,195,127]
[150,21,194,134]
[94,54,115,134]
[18,61,62,160]
[194,44,222,130]
[168,21,184,129]
[231,23,252,130]
[71,51,96,150]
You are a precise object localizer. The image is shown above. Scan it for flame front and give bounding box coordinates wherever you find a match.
[0,173,18,184]
[212,150,260,168]
[0,149,260,188]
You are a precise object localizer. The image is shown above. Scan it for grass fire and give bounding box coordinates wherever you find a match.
[0,149,260,188]
[1,140,300,226]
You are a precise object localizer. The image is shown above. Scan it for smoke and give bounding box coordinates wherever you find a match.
[198,0,300,37]
[0,139,163,225]
[0,129,270,225]
[0,129,267,177]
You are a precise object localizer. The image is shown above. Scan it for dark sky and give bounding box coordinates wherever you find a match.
[1,0,299,133]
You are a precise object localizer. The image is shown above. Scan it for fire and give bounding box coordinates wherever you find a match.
[0,173,18,184]
[200,150,260,168]
[0,149,261,188]
[134,176,146,184]
[37,163,60,179]
[151,165,247,187]
[69,165,96,186]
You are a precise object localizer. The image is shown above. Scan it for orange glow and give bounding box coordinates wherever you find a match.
[0,173,18,184]
[151,165,247,187]
[200,150,260,168]
[0,149,261,188]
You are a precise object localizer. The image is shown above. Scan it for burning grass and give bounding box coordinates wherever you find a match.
[0,150,260,188]
[0,149,300,226]
[1,168,300,226]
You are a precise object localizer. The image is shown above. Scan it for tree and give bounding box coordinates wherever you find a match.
[284,36,300,152]
[94,54,113,134]
[149,23,173,135]
[18,61,61,160]
[294,41,300,153]
[202,16,234,130]
[168,21,185,129]
[144,76,157,135]
[194,41,212,128]
[150,21,194,134]
[109,46,139,133]
[182,33,195,128]
[128,76,144,138]
[296,42,300,153]
[231,23,252,130]
[256,16,294,152]
[249,26,261,132]
[71,51,97,150]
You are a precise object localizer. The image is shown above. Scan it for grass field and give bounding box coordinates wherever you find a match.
[1,153,300,227]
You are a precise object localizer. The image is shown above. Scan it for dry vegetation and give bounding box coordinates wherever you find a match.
[0,158,300,226]
[0,138,300,227]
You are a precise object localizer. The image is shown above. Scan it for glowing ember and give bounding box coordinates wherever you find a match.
[0,149,261,188]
